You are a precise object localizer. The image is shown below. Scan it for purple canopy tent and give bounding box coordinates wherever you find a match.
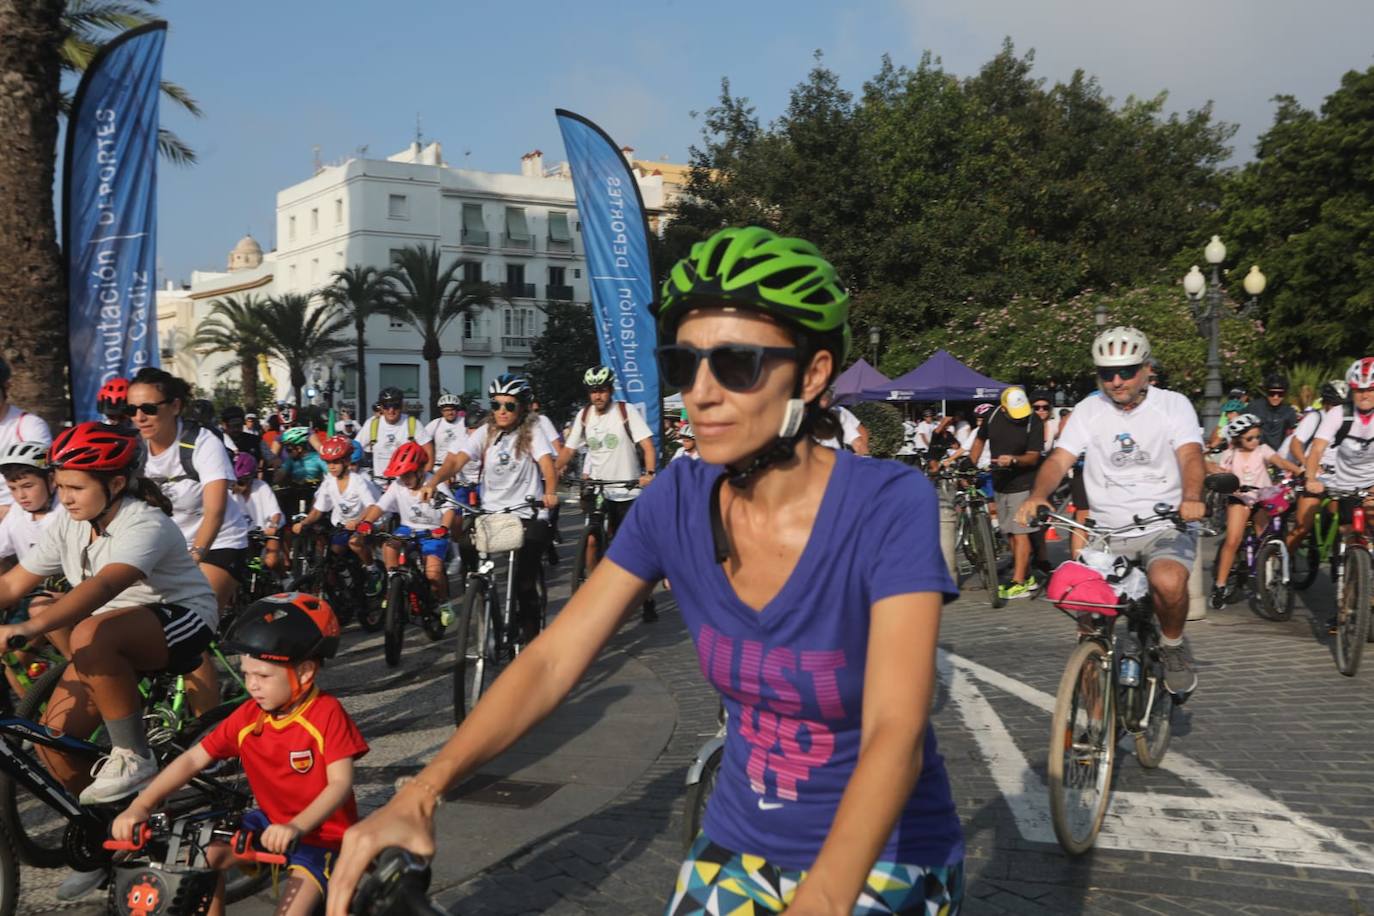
[858,349,1009,414]
[830,358,890,406]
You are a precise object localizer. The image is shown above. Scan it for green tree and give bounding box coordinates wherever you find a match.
[189,293,268,410]
[322,264,390,420]
[384,245,495,415]
[257,293,351,406]
[0,0,68,426]
[61,0,203,164]
[524,301,600,426]
[1220,64,1374,367]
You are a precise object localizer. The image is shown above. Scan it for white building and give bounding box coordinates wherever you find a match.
[164,141,670,414]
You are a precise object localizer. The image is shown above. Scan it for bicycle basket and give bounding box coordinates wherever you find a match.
[1258,485,1292,515]
[474,514,525,554]
[1046,561,1122,617]
[110,862,218,916]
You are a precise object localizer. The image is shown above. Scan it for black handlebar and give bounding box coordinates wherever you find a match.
[350,848,448,916]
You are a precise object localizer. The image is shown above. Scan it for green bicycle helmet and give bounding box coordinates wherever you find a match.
[583,365,615,389]
[658,226,851,365]
[280,426,312,447]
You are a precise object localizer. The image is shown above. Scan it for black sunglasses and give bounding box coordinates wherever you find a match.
[657,344,801,393]
[380,401,403,410]
[489,400,521,413]
[1032,403,1051,411]
[1267,390,1286,397]
[131,399,173,416]
[1096,364,1143,382]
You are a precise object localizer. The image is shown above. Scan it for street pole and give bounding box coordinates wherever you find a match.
[1095,301,1107,327]
[1202,264,1224,433]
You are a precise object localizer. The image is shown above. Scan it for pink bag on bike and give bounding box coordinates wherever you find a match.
[1046,561,1122,616]
[1258,485,1291,515]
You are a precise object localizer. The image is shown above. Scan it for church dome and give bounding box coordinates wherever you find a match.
[228,234,263,271]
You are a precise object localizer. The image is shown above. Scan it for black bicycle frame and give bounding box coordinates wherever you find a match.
[0,715,101,820]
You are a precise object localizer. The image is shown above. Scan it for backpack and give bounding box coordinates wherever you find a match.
[578,401,629,431]
[367,414,417,447]
[1332,414,1374,452]
[153,421,203,484]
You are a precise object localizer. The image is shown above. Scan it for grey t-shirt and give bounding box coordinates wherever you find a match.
[21,497,218,631]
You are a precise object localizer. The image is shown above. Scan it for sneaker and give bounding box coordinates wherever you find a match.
[545,544,559,566]
[1159,642,1198,697]
[1209,586,1226,610]
[437,602,455,629]
[364,563,385,598]
[641,598,659,623]
[79,747,157,805]
[1327,613,1339,636]
[999,580,1036,600]
[56,867,106,901]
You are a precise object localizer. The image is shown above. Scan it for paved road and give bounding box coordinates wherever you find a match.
[16,516,1374,914]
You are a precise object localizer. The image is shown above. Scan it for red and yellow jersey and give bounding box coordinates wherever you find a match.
[201,688,369,847]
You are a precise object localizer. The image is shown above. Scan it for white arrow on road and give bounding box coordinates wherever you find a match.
[939,649,1374,873]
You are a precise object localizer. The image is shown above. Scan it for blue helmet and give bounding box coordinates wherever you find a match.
[488,373,532,403]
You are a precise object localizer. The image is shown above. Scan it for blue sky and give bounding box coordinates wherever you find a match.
[149,0,1374,284]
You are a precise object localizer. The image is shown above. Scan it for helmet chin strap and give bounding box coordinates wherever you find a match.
[713,397,811,563]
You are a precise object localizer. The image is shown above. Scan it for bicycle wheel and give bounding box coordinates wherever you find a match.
[357,591,386,633]
[0,818,19,916]
[1254,540,1294,621]
[681,745,722,854]
[452,581,488,726]
[1290,530,1320,591]
[1047,640,1116,855]
[0,662,76,867]
[1132,648,1175,768]
[383,577,407,668]
[972,511,1004,608]
[536,564,548,633]
[571,527,595,594]
[1212,539,1246,603]
[1335,546,1371,676]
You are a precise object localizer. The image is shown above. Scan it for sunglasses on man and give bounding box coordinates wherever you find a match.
[1096,364,1143,382]
[1032,403,1052,412]
[656,344,801,393]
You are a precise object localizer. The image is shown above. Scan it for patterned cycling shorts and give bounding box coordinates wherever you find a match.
[667,834,963,915]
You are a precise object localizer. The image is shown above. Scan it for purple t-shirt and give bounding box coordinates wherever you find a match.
[607,449,963,869]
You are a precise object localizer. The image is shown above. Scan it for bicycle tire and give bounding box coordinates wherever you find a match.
[0,817,19,916]
[682,746,722,854]
[1335,546,1371,676]
[1132,646,1175,768]
[972,511,1004,608]
[536,564,548,633]
[1291,529,1321,591]
[1212,538,1246,604]
[571,528,594,594]
[1047,639,1115,855]
[1254,540,1294,621]
[452,581,487,726]
[383,577,406,668]
[0,662,74,867]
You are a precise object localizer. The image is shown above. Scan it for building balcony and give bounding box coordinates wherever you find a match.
[546,237,574,256]
[502,234,534,254]
[546,284,575,301]
[460,336,492,354]
[502,336,533,354]
[460,229,489,248]
[503,282,536,299]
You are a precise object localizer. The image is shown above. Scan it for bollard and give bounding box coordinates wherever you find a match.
[1187,538,1207,621]
[939,491,958,581]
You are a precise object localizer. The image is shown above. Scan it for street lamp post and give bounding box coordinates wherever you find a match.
[1183,236,1266,432]
[868,326,881,367]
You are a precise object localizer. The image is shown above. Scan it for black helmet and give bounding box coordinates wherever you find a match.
[220,404,246,422]
[378,386,404,406]
[188,399,216,426]
[463,407,487,429]
[224,593,340,663]
[1263,372,1289,392]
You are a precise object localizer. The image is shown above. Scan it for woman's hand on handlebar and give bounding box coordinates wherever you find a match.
[326,788,437,916]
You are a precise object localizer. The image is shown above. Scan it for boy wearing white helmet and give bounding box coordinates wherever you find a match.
[424,392,469,472]
[1019,326,1206,697]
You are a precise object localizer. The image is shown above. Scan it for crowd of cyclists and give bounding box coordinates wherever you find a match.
[0,224,1367,914]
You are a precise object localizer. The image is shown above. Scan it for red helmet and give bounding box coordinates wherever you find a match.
[97,377,129,413]
[49,422,141,473]
[224,592,340,663]
[318,435,352,462]
[383,441,428,479]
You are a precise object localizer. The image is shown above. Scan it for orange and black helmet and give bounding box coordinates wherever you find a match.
[224,592,340,663]
[97,377,130,415]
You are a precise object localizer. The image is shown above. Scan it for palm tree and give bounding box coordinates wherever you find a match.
[322,265,390,419]
[257,293,351,406]
[384,245,496,415]
[0,0,69,426]
[61,1,202,164]
[189,294,269,409]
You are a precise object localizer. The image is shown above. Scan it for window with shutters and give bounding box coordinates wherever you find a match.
[388,194,409,220]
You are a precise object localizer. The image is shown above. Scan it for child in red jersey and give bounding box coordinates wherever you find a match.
[113,593,367,915]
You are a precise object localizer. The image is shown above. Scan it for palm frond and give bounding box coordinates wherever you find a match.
[159,79,201,118]
[157,128,197,166]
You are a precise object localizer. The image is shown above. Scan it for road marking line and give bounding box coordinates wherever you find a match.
[938,649,1374,874]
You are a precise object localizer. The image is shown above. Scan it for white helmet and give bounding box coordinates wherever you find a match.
[1224,413,1261,440]
[0,442,48,472]
[679,424,694,438]
[1092,326,1152,368]
[1346,357,1374,391]
[437,392,462,408]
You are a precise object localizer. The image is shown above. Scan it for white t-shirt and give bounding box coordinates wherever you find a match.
[0,499,65,562]
[1054,388,1204,530]
[958,424,992,469]
[356,416,431,480]
[535,413,563,447]
[311,472,381,526]
[425,417,468,470]
[1315,409,1374,489]
[464,423,555,517]
[20,498,218,630]
[143,422,250,550]
[231,479,284,531]
[563,402,652,501]
[816,406,863,450]
[670,447,701,463]
[0,406,52,508]
[376,481,454,530]
[914,420,935,450]
[1293,406,1341,461]
[897,420,919,456]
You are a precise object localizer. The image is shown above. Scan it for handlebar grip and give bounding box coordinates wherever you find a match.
[103,822,151,851]
[230,830,295,865]
[5,634,26,651]
[1035,505,1051,522]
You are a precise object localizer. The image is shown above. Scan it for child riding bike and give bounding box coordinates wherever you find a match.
[230,452,286,575]
[356,442,457,619]
[292,435,382,594]
[0,422,218,803]
[113,593,368,916]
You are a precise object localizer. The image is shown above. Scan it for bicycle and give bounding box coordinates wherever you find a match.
[682,703,726,853]
[451,499,547,726]
[286,517,379,630]
[1209,478,1299,620]
[102,804,291,915]
[1323,486,1374,676]
[216,528,285,640]
[1291,489,1340,592]
[372,525,452,668]
[0,638,264,913]
[941,465,1004,608]
[349,847,451,915]
[1035,499,1218,855]
[570,479,657,619]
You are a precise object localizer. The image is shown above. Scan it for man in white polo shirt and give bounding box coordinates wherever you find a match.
[355,386,432,484]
